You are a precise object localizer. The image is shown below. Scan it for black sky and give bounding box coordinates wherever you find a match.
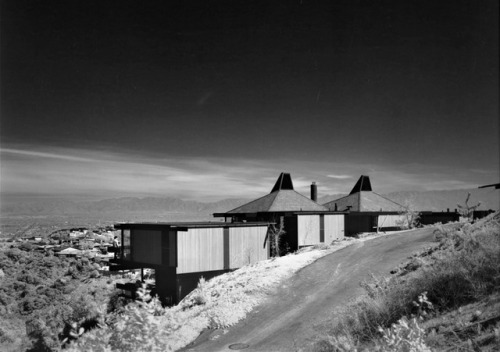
[1,0,498,199]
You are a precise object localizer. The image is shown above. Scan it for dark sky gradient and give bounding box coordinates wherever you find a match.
[1,0,498,200]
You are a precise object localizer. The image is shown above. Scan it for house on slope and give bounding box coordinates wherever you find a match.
[214,173,345,250]
[112,221,271,305]
[55,247,82,257]
[323,175,407,235]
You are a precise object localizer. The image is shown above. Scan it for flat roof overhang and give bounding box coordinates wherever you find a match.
[345,211,402,215]
[213,212,257,218]
[292,211,347,215]
[213,211,346,217]
[114,221,273,231]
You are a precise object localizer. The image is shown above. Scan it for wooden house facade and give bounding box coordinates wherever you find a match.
[214,173,345,250]
[113,221,271,304]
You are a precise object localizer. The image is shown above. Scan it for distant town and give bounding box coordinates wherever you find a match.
[7,226,119,263]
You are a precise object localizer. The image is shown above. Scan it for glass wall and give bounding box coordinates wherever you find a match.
[122,229,131,260]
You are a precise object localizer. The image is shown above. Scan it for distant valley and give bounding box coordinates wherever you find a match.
[1,188,498,237]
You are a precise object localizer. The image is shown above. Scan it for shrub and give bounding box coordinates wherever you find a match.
[397,204,421,230]
[106,290,132,314]
[457,192,481,221]
[18,243,34,252]
[67,286,175,352]
[5,248,24,262]
[183,277,208,308]
[376,317,431,352]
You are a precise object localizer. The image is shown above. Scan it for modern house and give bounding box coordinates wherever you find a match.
[112,221,271,304]
[214,173,345,250]
[323,175,407,235]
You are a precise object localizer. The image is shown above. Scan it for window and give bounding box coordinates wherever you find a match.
[122,229,131,260]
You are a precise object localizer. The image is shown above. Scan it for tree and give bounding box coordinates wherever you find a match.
[397,200,421,230]
[457,192,481,221]
[267,216,286,257]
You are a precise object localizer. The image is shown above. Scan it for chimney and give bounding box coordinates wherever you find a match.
[310,182,317,202]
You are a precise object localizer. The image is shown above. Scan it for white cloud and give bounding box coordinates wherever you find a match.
[1,145,498,202]
[326,174,352,179]
[0,148,100,162]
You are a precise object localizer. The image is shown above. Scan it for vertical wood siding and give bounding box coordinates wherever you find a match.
[378,215,405,228]
[131,230,162,265]
[324,214,345,243]
[298,215,320,246]
[177,228,224,274]
[229,226,269,269]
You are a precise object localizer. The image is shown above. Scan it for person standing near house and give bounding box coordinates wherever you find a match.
[113,236,120,259]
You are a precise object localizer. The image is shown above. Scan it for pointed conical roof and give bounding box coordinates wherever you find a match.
[223,173,327,214]
[270,172,294,192]
[349,175,372,194]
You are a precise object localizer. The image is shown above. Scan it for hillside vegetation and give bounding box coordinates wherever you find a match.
[0,245,122,351]
[63,215,500,352]
[2,213,498,351]
[64,244,348,351]
[313,212,500,351]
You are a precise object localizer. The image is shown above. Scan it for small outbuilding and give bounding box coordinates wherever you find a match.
[55,247,82,257]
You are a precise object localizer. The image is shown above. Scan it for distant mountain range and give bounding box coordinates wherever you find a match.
[1,188,498,237]
[0,197,249,219]
[2,188,498,217]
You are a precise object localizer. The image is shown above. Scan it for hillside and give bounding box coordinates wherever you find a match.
[311,212,500,351]
[65,214,500,351]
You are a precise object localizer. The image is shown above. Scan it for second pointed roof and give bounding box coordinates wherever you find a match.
[349,175,372,194]
[324,175,405,212]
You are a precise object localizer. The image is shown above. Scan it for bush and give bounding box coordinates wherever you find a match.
[107,290,132,314]
[376,316,431,352]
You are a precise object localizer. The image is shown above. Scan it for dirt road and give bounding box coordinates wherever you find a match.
[183,228,436,352]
